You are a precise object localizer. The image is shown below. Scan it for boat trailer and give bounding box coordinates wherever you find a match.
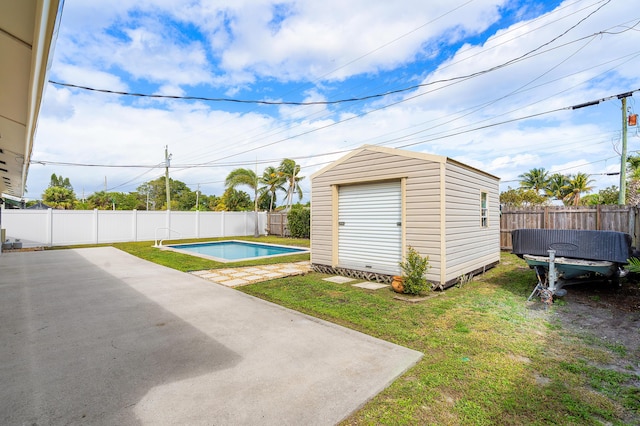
[512,229,632,306]
[524,249,627,306]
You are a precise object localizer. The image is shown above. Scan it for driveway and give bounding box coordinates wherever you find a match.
[0,247,422,425]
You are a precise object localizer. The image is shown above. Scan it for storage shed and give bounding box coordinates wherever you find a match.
[310,145,500,288]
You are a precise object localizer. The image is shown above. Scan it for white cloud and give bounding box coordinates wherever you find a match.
[52,64,129,92]
[176,0,510,82]
[156,84,186,96]
[26,0,640,203]
[110,27,212,85]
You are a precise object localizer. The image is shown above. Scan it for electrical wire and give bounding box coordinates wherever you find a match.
[37,2,638,194]
[499,155,620,183]
[49,5,637,174]
[32,88,640,171]
[106,164,164,192]
[36,43,640,185]
[48,12,637,173]
[47,1,621,109]
[176,14,640,165]
[173,0,610,165]
[173,0,483,164]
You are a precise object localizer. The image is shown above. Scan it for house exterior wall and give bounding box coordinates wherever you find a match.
[443,162,500,283]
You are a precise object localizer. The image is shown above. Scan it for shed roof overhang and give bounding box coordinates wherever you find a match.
[0,0,62,198]
[311,145,500,181]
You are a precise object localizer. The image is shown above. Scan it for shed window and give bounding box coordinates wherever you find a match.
[480,192,488,227]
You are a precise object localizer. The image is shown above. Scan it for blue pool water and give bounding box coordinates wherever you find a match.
[167,241,308,261]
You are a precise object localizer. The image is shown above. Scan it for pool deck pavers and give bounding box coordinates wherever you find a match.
[191,264,390,291]
[191,261,311,287]
[352,281,390,290]
[324,275,356,284]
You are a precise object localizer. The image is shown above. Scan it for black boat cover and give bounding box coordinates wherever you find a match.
[511,229,631,264]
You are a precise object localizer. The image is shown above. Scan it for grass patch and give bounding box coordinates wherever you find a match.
[239,252,639,425]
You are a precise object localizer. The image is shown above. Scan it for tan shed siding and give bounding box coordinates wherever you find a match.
[311,148,444,279]
[315,151,433,184]
[310,181,333,266]
[404,165,442,283]
[444,163,500,282]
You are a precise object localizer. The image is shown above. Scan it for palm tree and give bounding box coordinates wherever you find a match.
[278,159,304,210]
[259,165,285,211]
[627,155,640,178]
[87,191,113,210]
[626,155,640,205]
[563,172,594,206]
[42,185,76,209]
[545,173,570,201]
[518,168,550,195]
[225,168,260,237]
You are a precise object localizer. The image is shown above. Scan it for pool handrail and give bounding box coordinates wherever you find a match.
[154,227,182,247]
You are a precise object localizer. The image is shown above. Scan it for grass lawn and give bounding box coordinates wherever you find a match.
[237,252,639,426]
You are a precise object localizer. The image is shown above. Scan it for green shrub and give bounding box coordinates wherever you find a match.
[287,208,310,238]
[399,246,430,295]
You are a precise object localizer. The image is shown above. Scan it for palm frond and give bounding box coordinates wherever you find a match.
[627,257,640,273]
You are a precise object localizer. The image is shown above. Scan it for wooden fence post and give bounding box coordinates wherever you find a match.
[629,206,637,248]
[543,206,549,229]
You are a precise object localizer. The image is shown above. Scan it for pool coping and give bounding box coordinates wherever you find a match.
[159,239,310,263]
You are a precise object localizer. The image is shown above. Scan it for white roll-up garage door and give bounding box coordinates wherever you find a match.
[338,180,402,275]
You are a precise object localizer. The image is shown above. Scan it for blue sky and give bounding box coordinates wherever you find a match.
[28,0,640,204]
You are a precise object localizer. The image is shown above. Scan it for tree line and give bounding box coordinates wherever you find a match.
[36,158,305,211]
[501,155,640,207]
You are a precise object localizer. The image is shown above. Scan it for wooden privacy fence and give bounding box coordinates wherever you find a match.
[500,205,640,250]
[267,212,289,237]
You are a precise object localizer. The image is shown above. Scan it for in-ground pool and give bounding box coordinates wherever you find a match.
[164,240,309,262]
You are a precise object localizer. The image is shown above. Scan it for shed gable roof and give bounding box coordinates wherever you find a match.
[311,145,499,181]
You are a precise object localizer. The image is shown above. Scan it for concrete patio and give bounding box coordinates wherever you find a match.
[0,247,422,425]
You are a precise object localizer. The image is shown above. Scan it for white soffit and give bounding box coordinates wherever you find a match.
[0,0,62,198]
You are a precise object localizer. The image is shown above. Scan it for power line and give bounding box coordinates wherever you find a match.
[44,6,638,175]
[106,164,163,192]
[48,2,626,109]
[173,0,612,165]
[46,9,635,171]
[175,15,640,165]
[174,0,481,164]
[36,3,638,191]
[500,155,620,183]
[32,88,640,170]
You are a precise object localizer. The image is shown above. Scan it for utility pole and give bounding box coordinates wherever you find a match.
[254,157,259,237]
[196,183,200,211]
[618,96,629,205]
[570,90,637,205]
[165,145,171,210]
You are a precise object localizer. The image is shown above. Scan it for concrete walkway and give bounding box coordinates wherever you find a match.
[0,247,422,425]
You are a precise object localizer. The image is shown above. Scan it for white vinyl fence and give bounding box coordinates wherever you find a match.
[0,209,267,247]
